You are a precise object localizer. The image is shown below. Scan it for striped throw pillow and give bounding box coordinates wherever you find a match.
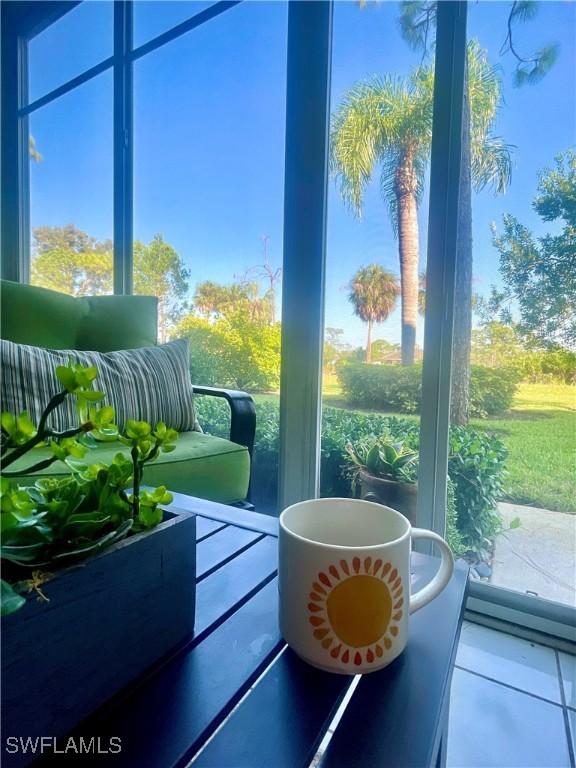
[0,338,197,433]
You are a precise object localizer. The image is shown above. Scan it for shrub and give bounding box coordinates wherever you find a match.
[446,477,466,557]
[468,366,519,418]
[337,362,519,417]
[337,363,421,413]
[515,348,576,384]
[447,426,507,559]
[178,315,281,392]
[195,398,506,557]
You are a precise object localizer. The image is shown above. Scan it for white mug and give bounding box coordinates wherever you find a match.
[278,498,454,674]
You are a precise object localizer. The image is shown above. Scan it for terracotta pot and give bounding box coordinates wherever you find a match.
[359,470,418,526]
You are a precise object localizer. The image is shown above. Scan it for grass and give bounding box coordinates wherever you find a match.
[473,384,575,514]
[255,379,576,514]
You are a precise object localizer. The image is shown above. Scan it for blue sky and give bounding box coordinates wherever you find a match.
[30,0,575,348]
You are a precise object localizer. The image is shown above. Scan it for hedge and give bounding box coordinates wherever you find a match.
[195,397,506,558]
[336,363,519,418]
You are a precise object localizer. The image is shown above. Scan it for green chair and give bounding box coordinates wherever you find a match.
[1,280,255,505]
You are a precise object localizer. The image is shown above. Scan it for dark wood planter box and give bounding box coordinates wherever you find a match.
[1,508,196,766]
[360,470,418,526]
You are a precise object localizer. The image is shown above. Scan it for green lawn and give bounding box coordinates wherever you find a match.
[473,384,575,514]
[255,381,576,514]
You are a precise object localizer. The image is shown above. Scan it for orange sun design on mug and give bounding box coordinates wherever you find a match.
[307,557,404,666]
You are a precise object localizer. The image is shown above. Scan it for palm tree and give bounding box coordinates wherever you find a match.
[348,265,399,363]
[331,40,512,367]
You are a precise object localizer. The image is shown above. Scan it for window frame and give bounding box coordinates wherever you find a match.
[1,0,573,641]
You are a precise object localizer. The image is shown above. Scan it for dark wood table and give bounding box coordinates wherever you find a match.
[47,492,468,768]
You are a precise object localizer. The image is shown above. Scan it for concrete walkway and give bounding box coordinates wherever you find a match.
[491,502,576,607]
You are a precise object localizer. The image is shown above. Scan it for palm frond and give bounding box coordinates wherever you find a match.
[330,80,395,215]
[471,134,514,195]
[467,39,514,195]
[330,72,432,218]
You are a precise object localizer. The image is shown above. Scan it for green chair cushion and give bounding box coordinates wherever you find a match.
[10,431,250,505]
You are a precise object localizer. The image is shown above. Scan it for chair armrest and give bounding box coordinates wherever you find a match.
[193,386,256,457]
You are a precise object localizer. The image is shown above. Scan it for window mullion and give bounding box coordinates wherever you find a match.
[417,1,467,542]
[113,0,133,295]
[278,0,333,510]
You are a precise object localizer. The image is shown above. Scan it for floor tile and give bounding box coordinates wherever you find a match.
[567,708,576,761]
[456,622,562,703]
[447,668,570,768]
[559,651,576,709]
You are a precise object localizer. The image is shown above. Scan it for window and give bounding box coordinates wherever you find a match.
[456,0,576,607]
[3,0,574,635]
[28,1,113,104]
[321,1,438,539]
[133,1,216,49]
[29,72,113,295]
[133,1,288,510]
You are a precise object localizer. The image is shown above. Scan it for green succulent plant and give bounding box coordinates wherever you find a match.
[0,361,178,616]
[345,435,418,484]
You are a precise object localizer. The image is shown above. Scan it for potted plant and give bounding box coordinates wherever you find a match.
[1,362,196,761]
[345,436,419,525]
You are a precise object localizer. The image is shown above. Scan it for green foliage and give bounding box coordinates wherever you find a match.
[447,426,508,559]
[337,363,422,413]
[0,361,177,616]
[194,280,273,325]
[133,234,191,340]
[472,322,576,383]
[1,579,26,616]
[345,436,418,483]
[195,398,505,557]
[336,362,518,417]
[31,227,190,340]
[177,314,281,392]
[445,478,466,558]
[488,150,576,348]
[399,1,558,91]
[468,367,520,419]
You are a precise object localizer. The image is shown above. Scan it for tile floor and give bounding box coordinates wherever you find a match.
[448,621,576,768]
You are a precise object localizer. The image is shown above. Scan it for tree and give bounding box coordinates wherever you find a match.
[331,43,511,368]
[399,1,556,423]
[31,227,190,341]
[176,313,281,392]
[487,151,576,348]
[348,265,399,363]
[32,226,113,295]
[242,235,282,324]
[194,279,273,324]
[133,234,190,342]
[471,321,524,368]
[371,338,401,363]
[323,327,347,372]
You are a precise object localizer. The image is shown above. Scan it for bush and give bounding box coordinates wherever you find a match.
[447,426,507,559]
[446,477,466,557]
[195,398,506,557]
[468,366,519,418]
[337,363,421,413]
[178,315,281,392]
[515,348,576,384]
[337,362,519,417]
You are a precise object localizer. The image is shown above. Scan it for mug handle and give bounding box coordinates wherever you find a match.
[409,529,455,614]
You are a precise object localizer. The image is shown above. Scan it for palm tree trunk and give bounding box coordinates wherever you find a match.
[450,72,472,426]
[366,318,373,363]
[396,155,420,366]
